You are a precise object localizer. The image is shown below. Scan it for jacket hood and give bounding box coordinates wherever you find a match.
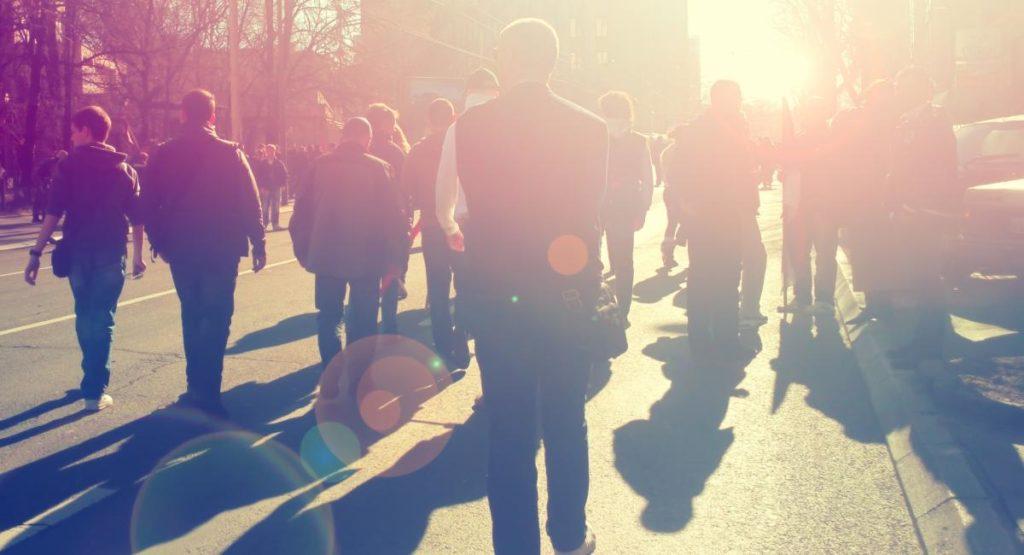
[71,143,128,169]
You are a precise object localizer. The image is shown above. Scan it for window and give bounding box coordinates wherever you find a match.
[569,18,577,38]
[597,51,609,65]
[596,18,608,38]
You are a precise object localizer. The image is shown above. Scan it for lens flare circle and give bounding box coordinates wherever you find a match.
[131,429,333,554]
[548,234,589,276]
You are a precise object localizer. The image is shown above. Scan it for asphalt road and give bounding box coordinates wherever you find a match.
[0,191,921,553]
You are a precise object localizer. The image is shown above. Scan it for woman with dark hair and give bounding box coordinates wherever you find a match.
[599,91,654,324]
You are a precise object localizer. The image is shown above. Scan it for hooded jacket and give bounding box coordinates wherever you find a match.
[46,143,141,260]
[142,124,265,264]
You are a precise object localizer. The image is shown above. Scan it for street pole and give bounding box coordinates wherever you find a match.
[228,0,244,143]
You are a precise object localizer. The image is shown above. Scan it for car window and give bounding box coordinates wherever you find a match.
[979,128,1024,159]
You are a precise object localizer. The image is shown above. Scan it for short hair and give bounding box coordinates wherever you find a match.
[599,91,634,121]
[366,103,398,130]
[427,98,456,128]
[71,106,111,142]
[341,117,372,141]
[181,89,216,123]
[498,18,559,78]
[466,67,499,92]
[710,80,742,106]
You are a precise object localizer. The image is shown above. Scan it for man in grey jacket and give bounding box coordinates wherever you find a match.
[291,117,408,371]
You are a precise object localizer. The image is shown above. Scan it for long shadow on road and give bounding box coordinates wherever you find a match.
[770,314,885,444]
[614,335,747,532]
[0,364,325,554]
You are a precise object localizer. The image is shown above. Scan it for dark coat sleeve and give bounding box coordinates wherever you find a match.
[236,149,267,255]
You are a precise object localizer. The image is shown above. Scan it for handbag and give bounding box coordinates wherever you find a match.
[562,282,629,362]
[51,238,72,278]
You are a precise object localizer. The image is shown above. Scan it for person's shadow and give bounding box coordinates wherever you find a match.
[228,412,489,554]
[769,314,884,443]
[226,313,318,355]
[633,268,688,304]
[613,335,748,532]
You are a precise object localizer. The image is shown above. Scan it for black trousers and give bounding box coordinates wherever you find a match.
[474,306,591,555]
[687,211,742,351]
[422,228,468,358]
[793,211,840,305]
[170,258,239,401]
[314,274,380,368]
[605,225,635,317]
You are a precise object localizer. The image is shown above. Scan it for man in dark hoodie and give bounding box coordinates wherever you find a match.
[142,89,267,418]
[24,105,146,412]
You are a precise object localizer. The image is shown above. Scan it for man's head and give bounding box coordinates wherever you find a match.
[70,106,111,146]
[709,80,743,118]
[863,79,894,111]
[265,144,278,160]
[341,117,373,151]
[599,91,634,122]
[466,67,500,95]
[55,150,68,161]
[181,89,216,125]
[427,98,456,134]
[496,18,559,89]
[366,103,398,143]
[895,66,934,111]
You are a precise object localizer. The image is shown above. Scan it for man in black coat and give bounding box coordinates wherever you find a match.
[142,89,267,418]
[290,117,408,373]
[447,18,605,555]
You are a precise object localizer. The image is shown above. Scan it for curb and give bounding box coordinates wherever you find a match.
[834,250,1023,554]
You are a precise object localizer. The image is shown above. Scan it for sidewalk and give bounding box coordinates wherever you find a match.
[835,249,1024,553]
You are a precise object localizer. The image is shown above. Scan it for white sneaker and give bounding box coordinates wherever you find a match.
[556,528,596,555]
[84,394,113,412]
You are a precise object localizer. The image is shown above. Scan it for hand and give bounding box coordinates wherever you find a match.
[132,255,147,278]
[24,256,41,286]
[252,251,267,273]
[446,230,465,253]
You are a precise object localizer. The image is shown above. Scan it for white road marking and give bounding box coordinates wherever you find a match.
[0,258,297,338]
[0,483,117,550]
[0,265,51,279]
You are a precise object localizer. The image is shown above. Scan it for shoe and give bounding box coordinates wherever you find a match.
[662,255,678,269]
[175,391,229,419]
[84,394,113,412]
[739,312,769,329]
[556,528,596,555]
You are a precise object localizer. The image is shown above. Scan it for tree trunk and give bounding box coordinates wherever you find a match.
[264,0,279,144]
[17,11,44,205]
[62,0,79,149]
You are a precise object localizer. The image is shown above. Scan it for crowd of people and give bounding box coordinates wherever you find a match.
[19,16,958,555]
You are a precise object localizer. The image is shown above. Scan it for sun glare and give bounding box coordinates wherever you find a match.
[693,0,811,102]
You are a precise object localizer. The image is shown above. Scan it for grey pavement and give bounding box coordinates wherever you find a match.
[0,191,924,553]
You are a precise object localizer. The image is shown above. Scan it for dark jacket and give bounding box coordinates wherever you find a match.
[604,130,653,228]
[402,131,446,231]
[259,158,288,191]
[888,104,959,212]
[141,124,265,264]
[672,111,759,215]
[290,142,408,279]
[47,143,142,260]
[455,82,608,305]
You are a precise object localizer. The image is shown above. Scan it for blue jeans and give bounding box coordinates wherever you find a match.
[68,252,126,399]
